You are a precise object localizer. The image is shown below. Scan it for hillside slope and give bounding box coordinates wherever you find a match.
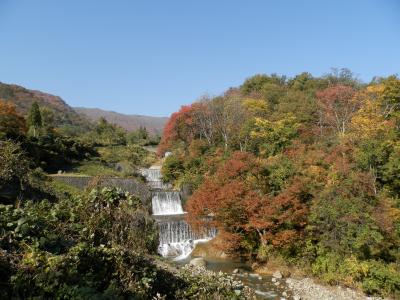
[75,107,168,135]
[0,82,90,130]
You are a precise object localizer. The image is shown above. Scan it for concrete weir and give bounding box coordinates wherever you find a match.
[140,166,216,259]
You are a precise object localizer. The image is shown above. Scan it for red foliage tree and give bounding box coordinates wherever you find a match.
[186,152,258,229]
[186,151,309,253]
[157,104,199,156]
[244,177,309,248]
[316,85,358,135]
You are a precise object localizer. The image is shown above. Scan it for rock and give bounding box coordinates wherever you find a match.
[189,257,206,267]
[272,278,277,283]
[281,270,291,278]
[251,262,260,270]
[274,281,280,286]
[233,268,239,274]
[293,296,301,300]
[234,290,241,296]
[273,270,283,279]
[249,273,259,278]
[258,276,262,280]
[282,291,288,297]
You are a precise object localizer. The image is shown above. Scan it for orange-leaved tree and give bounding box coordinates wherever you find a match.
[158,104,198,156]
[0,100,27,139]
[316,85,358,136]
[186,151,310,254]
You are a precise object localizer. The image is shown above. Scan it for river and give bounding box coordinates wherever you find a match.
[141,166,291,299]
[174,244,292,300]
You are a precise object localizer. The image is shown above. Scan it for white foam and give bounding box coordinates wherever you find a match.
[158,238,214,261]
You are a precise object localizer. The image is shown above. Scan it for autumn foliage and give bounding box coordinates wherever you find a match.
[186,152,309,253]
[158,104,197,155]
[0,100,27,138]
[316,85,358,135]
[165,71,400,297]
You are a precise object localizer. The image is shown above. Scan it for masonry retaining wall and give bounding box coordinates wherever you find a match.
[51,175,151,203]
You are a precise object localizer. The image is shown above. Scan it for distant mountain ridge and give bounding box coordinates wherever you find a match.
[74,107,168,135]
[0,82,89,129]
[0,81,168,135]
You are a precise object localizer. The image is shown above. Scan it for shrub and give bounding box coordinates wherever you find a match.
[80,187,158,253]
[361,260,400,297]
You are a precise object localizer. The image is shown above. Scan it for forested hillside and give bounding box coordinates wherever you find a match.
[0,90,250,299]
[0,82,91,134]
[159,69,400,297]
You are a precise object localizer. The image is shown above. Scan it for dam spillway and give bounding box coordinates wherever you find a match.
[151,191,184,215]
[141,166,216,258]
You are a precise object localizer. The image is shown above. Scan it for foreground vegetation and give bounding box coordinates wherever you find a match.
[159,69,400,297]
[0,101,251,299]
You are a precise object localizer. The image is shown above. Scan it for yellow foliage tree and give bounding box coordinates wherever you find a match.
[350,84,395,141]
[250,114,299,157]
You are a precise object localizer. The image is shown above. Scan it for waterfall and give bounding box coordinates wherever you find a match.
[141,165,216,259]
[141,167,161,181]
[140,167,171,189]
[151,191,183,215]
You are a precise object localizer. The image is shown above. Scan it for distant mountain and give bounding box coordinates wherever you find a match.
[0,82,90,130]
[74,107,168,135]
[0,82,168,135]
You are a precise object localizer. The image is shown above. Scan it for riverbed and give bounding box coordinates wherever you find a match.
[172,241,385,300]
[175,252,291,299]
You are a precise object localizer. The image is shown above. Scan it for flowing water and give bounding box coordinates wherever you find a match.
[175,252,290,300]
[152,191,184,215]
[141,166,216,258]
[141,166,287,298]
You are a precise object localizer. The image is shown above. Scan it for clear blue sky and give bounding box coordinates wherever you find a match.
[0,0,399,116]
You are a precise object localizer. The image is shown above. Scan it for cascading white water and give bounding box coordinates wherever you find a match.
[140,167,171,189]
[152,191,183,215]
[141,165,216,259]
[157,219,217,244]
[141,168,161,181]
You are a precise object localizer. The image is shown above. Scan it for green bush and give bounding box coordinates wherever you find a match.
[80,187,158,253]
[10,244,254,300]
[162,153,185,183]
[361,260,400,297]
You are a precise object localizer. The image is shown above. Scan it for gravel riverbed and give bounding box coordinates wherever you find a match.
[285,277,385,300]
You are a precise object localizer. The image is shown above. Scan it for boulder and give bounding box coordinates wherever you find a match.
[251,262,260,270]
[281,269,291,278]
[272,270,283,279]
[189,257,206,267]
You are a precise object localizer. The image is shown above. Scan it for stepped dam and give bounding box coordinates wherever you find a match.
[141,166,216,258]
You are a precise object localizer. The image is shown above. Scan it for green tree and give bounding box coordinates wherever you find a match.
[39,107,55,134]
[0,141,30,203]
[27,102,42,137]
[95,117,126,145]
